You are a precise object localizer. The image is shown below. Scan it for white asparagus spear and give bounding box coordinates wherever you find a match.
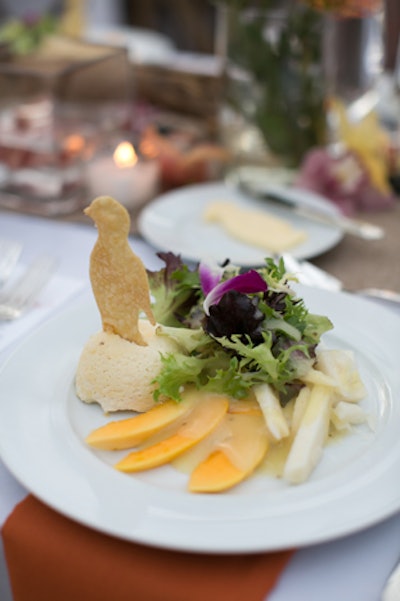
[253,383,290,441]
[283,384,333,484]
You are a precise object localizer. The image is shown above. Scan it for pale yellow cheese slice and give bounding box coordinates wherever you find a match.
[204,200,307,253]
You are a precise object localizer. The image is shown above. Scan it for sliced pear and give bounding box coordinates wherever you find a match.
[85,397,196,450]
[316,349,366,403]
[189,414,268,493]
[331,400,367,431]
[301,367,337,388]
[115,394,229,472]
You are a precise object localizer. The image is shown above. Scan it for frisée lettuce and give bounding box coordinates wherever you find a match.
[147,254,332,405]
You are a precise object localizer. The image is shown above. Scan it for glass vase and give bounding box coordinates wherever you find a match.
[217,0,327,171]
[321,1,384,132]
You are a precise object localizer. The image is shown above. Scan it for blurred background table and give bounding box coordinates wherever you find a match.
[0,1,397,295]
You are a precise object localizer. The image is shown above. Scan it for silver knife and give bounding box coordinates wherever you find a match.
[237,181,385,241]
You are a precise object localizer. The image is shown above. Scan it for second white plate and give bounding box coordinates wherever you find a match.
[138,182,344,265]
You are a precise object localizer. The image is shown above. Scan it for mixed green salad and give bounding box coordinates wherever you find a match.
[147,254,332,406]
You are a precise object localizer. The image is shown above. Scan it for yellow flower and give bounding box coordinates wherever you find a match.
[330,97,390,194]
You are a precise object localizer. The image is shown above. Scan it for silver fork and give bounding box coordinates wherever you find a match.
[0,255,57,320]
[0,239,22,288]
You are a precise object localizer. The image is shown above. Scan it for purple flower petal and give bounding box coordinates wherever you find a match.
[199,262,223,295]
[204,270,267,314]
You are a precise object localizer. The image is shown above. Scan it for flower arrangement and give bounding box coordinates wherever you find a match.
[0,14,56,56]
[295,97,396,214]
[293,0,394,213]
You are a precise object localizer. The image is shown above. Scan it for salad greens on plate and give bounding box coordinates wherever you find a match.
[147,254,332,405]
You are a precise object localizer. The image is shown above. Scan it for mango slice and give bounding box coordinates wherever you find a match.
[189,414,269,493]
[85,397,195,450]
[189,450,245,492]
[115,394,229,472]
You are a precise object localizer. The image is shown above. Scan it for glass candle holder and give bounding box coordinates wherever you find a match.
[86,139,160,211]
[0,35,132,216]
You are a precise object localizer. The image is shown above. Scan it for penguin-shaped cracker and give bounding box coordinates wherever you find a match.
[84,196,155,345]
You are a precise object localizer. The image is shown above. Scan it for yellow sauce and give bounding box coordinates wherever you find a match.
[258,437,293,478]
[173,412,268,474]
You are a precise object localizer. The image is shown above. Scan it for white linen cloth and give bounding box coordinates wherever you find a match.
[0,211,399,601]
[0,270,84,354]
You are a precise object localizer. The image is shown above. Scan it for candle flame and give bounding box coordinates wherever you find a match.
[113,141,138,169]
[64,134,85,154]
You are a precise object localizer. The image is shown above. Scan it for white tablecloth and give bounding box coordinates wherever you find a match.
[0,211,400,601]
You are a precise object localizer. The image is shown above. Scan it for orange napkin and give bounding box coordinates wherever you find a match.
[3,495,294,601]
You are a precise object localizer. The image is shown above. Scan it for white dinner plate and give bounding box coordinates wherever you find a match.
[138,182,344,265]
[0,288,399,553]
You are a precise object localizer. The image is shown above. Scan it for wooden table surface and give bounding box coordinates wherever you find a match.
[313,202,400,293]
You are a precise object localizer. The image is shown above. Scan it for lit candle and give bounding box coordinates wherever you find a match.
[86,141,160,209]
